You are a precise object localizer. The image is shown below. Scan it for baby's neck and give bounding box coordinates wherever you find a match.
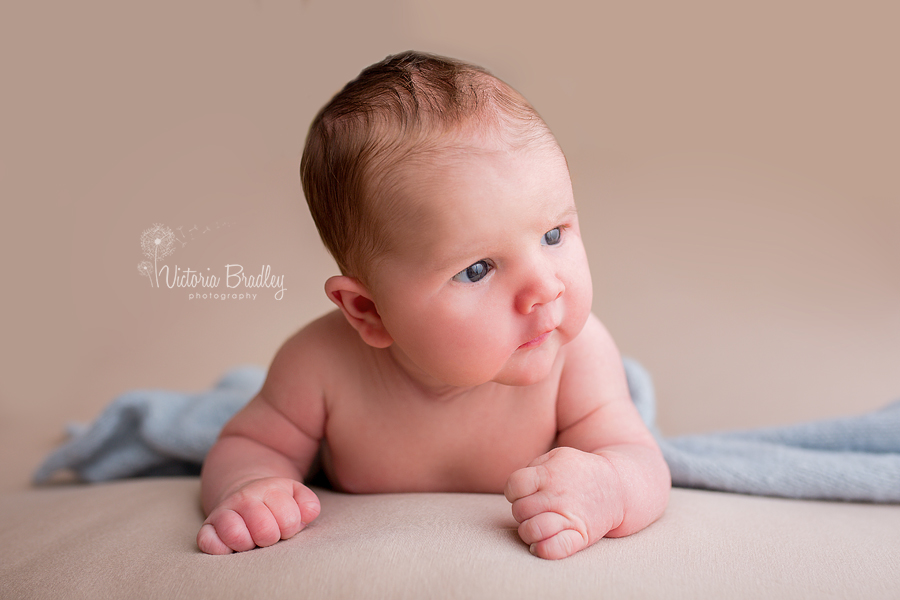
[377,345,494,403]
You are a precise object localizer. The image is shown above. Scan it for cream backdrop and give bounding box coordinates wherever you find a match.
[2,1,898,491]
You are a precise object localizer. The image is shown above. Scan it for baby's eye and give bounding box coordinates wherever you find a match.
[542,227,562,246]
[452,260,491,284]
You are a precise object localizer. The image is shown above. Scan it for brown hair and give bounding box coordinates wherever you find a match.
[300,50,552,283]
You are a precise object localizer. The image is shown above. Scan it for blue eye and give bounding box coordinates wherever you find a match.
[453,260,491,283]
[542,228,562,246]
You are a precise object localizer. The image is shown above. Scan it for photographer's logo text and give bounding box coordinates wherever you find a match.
[137,223,286,300]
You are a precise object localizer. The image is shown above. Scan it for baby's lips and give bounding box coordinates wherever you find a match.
[518,326,556,349]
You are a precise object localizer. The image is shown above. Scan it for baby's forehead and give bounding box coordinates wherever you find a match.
[385,137,570,235]
[388,123,560,183]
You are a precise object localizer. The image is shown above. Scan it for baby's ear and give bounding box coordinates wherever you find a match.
[324,276,394,348]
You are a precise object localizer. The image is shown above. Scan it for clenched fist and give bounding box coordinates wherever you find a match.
[198,477,321,554]
[504,447,625,560]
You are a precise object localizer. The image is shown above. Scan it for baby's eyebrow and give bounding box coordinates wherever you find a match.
[553,205,579,223]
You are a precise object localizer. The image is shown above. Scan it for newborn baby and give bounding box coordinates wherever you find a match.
[198,50,670,560]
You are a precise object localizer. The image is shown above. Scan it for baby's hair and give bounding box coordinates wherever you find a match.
[300,50,553,284]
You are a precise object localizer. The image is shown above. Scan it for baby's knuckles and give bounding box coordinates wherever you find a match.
[212,478,307,551]
[244,506,284,548]
[535,528,588,560]
[197,523,236,555]
[207,509,256,552]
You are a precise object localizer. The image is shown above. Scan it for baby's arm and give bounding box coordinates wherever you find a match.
[197,331,327,555]
[504,315,670,560]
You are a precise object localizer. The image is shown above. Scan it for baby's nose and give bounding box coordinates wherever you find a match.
[515,268,565,314]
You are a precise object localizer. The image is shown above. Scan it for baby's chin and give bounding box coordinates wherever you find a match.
[411,338,565,389]
[434,360,553,389]
[489,369,554,387]
[489,350,561,387]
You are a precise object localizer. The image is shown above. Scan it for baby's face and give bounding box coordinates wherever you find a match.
[367,135,593,389]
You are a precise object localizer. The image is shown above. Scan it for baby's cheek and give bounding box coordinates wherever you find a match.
[563,285,592,340]
[427,328,513,386]
[572,256,593,305]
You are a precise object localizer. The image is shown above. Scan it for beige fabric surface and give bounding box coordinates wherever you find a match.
[3,3,899,599]
[2,478,898,600]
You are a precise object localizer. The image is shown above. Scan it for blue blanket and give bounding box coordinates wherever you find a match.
[33,360,900,502]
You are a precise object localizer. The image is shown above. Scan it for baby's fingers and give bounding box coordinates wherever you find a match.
[263,491,305,540]
[197,523,233,555]
[292,481,322,526]
[504,466,542,503]
[200,508,257,553]
[530,528,588,561]
[517,511,571,546]
[259,482,320,541]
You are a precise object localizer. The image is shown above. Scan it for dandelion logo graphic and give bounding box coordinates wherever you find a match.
[137,261,154,286]
[139,224,177,287]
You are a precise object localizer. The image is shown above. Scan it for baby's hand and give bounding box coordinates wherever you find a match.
[197,477,321,554]
[504,447,624,560]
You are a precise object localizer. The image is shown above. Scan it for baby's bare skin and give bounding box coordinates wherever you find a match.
[198,136,671,559]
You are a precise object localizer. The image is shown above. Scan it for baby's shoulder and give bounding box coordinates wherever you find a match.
[561,312,612,360]
[248,311,359,436]
[268,310,363,385]
[557,312,624,385]
[556,312,629,424]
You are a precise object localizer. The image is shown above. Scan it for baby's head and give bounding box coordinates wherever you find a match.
[301,50,558,287]
[301,51,592,387]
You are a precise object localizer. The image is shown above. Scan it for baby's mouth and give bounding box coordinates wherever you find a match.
[518,330,553,350]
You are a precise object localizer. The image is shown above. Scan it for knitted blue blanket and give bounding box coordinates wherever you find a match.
[33,360,900,502]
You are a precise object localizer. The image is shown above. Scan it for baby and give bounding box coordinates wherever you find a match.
[197,51,670,560]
